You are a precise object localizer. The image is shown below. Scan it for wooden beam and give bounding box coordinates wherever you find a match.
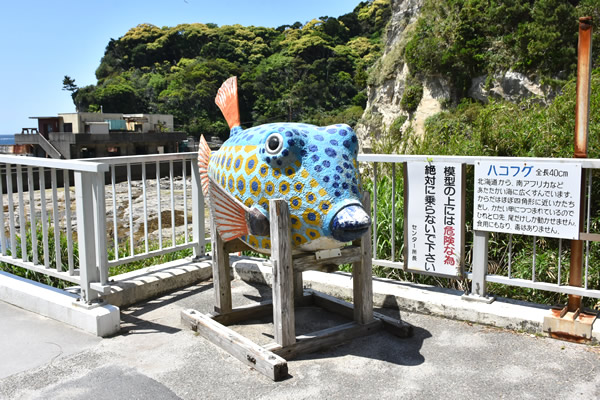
[292,246,362,272]
[270,199,296,347]
[181,309,288,381]
[264,320,382,360]
[352,192,374,324]
[224,238,252,253]
[210,218,232,313]
[294,271,304,300]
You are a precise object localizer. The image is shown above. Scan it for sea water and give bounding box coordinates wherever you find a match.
[0,135,15,145]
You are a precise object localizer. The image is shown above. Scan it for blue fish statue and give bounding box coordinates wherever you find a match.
[198,77,370,253]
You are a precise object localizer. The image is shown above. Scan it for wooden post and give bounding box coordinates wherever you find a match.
[269,199,295,347]
[352,192,374,324]
[293,271,304,300]
[210,217,231,313]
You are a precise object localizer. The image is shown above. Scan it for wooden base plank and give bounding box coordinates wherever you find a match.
[181,309,288,381]
[292,246,361,272]
[311,290,413,338]
[264,320,382,360]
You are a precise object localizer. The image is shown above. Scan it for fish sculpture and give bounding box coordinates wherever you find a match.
[198,77,370,254]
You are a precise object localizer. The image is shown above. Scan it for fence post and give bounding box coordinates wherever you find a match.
[191,156,206,257]
[465,230,494,302]
[93,170,108,285]
[74,171,100,303]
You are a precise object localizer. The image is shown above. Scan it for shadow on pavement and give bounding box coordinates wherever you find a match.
[119,283,213,336]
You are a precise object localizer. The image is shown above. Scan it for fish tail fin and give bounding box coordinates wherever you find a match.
[197,135,211,198]
[215,76,241,129]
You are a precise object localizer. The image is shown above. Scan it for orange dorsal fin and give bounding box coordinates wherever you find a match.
[215,76,241,129]
[197,135,211,197]
[208,176,249,241]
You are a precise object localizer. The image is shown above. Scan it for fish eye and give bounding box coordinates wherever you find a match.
[265,133,283,154]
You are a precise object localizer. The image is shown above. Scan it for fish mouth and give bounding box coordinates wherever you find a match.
[330,204,371,243]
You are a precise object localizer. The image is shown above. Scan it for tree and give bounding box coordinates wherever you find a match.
[62,75,78,92]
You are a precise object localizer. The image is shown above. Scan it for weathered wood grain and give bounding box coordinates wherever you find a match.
[210,218,232,313]
[352,191,374,324]
[181,309,288,381]
[264,320,382,360]
[269,199,295,347]
[292,246,362,272]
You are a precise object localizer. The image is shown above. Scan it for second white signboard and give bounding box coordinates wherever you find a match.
[473,160,581,239]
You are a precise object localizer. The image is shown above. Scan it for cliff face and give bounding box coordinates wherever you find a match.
[356,0,554,153]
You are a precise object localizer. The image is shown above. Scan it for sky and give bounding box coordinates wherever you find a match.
[0,0,359,135]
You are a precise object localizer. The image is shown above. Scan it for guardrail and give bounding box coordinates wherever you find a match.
[0,153,206,303]
[1,151,598,307]
[358,154,600,304]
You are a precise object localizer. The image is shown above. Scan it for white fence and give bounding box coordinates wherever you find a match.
[359,154,600,304]
[1,152,599,306]
[0,153,206,303]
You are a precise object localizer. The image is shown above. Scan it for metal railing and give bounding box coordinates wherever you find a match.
[2,150,599,306]
[358,154,600,303]
[0,153,206,303]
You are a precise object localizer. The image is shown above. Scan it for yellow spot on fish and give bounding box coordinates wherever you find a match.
[295,161,302,168]
[261,238,271,249]
[234,145,242,153]
[300,170,309,179]
[248,235,259,248]
[245,155,258,174]
[272,168,282,178]
[249,177,261,196]
[285,167,295,178]
[303,208,321,226]
[290,196,302,210]
[318,188,327,197]
[236,175,246,195]
[319,200,332,214]
[306,192,317,204]
[244,198,254,207]
[279,181,290,195]
[244,145,255,153]
[291,215,302,229]
[293,234,307,245]
[294,182,304,193]
[258,197,269,211]
[259,164,269,178]
[310,179,318,188]
[265,182,275,195]
[305,228,320,240]
[233,155,244,172]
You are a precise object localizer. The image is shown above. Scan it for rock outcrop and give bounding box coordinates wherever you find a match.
[356,0,554,152]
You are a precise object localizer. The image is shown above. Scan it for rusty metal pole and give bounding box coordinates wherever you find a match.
[569,17,593,312]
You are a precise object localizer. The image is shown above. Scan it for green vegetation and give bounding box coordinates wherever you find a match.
[402,0,600,96]
[64,1,391,139]
[0,222,201,290]
[364,69,600,309]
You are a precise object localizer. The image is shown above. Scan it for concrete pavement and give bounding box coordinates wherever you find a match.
[1,279,600,399]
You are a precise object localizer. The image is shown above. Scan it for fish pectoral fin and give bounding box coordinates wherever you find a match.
[208,176,249,241]
[197,135,211,198]
[215,76,241,129]
[246,207,270,236]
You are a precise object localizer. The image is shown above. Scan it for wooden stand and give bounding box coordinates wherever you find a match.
[181,193,413,381]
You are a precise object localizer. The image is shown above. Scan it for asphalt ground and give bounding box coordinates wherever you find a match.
[1,279,599,399]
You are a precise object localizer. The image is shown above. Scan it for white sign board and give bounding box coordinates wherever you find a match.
[405,162,464,277]
[473,161,581,239]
